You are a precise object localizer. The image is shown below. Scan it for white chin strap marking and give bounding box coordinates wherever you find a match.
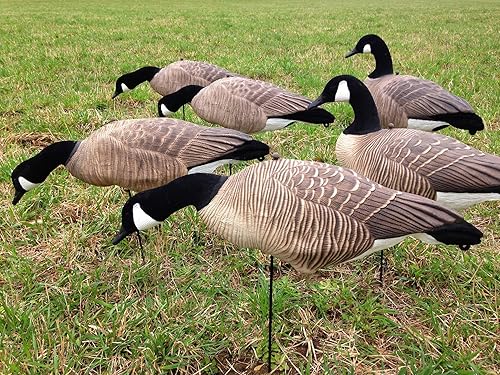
[18,176,40,191]
[335,80,350,102]
[132,203,161,231]
[121,83,130,93]
[160,104,174,117]
[363,44,371,54]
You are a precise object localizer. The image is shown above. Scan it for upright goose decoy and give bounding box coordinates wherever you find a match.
[346,34,484,134]
[157,76,335,134]
[308,75,500,212]
[111,158,483,371]
[11,118,270,205]
[112,60,239,99]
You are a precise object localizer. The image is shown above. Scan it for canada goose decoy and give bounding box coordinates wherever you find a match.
[308,75,500,212]
[111,158,483,371]
[11,118,270,205]
[112,60,239,99]
[157,76,335,134]
[345,34,484,134]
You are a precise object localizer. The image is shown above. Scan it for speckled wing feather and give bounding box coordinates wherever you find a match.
[66,118,254,191]
[374,129,500,193]
[213,77,311,116]
[151,60,240,96]
[102,118,254,167]
[272,161,460,239]
[369,75,474,120]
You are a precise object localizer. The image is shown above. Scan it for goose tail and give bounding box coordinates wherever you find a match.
[424,218,483,250]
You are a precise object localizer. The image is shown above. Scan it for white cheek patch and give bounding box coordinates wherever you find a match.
[334,80,350,102]
[363,44,371,53]
[132,203,161,231]
[160,104,174,117]
[18,176,40,191]
[121,83,130,93]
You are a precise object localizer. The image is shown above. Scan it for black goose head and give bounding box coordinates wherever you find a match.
[11,141,77,205]
[112,173,227,244]
[157,85,204,117]
[112,66,161,98]
[346,34,394,78]
[308,75,381,135]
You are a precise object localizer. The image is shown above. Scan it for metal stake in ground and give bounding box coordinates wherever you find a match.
[268,255,274,372]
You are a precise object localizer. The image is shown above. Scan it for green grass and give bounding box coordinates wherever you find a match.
[1,0,499,373]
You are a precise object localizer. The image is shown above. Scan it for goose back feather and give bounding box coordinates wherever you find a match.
[336,128,500,206]
[151,60,239,96]
[365,75,478,131]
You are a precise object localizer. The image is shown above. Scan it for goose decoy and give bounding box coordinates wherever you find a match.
[111,158,483,371]
[308,75,500,212]
[11,118,270,205]
[112,60,239,99]
[157,76,335,134]
[345,34,484,134]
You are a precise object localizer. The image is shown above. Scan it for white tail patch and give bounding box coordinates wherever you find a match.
[18,176,40,191]
[335,80,350,102]
[121,83,130,93]
[407,119,449,132]
[160,104,174,117]
[363,44,372,54]
[263,118,295,131]
[436,192,500,211]
[132,203,161,231]
[188,159,236,174]
[349,235,408,262]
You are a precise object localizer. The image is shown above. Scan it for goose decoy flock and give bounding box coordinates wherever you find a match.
[157,76,335,133]
[10,31,498,372]
[346,34,484,134]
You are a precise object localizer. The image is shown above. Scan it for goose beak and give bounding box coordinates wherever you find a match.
[12,190,25,205]
[112,226,130,245]
[112,91,119,99]
[308,97,325,110]
[345,49,358,58]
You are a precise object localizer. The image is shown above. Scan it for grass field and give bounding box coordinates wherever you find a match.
[1,0,499,373]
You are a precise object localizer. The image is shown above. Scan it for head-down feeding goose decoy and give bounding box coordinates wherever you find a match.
[112,60,240,99]
[346,34,484,134]
[11,118,270,205]
[308,75,500,212]
[111,158,483,370]
[112,158,482,270]
[157,76,335,134]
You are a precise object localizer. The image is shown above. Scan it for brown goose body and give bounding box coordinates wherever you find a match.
[336,128,500,206]
[365,75,477,131]
[345,34,484,134]
[159,76,335,134]
[113,158,483,274]
[11,118,269,204]
[151,60,239,96]
[199,159,479,273]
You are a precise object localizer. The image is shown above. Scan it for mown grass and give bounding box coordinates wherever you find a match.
[0,0,499,373]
